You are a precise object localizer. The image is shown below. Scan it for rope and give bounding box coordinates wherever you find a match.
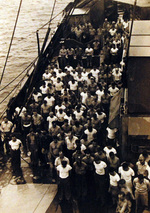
[37,9,63,31]
[0,57,38,92]
[0,71,27,106]
[0,71,27,119]
[0,0,23,85]
[49,0,57,27]
[40,0,57,54]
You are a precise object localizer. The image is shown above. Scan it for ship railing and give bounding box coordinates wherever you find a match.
[35,1,77,56]
[0,57,38,121]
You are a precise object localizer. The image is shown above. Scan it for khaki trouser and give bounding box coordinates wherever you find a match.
[135,190,148,213]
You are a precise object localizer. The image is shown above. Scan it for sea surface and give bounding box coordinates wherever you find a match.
[0,0,72,117]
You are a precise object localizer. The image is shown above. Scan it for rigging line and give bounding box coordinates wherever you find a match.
[0,57,38,92]
[0,71,27,105]
[0,0,23,85]
[37,9,63,31]
[49,0,57,27]
[40,0,57,54]
[12,7,63,40]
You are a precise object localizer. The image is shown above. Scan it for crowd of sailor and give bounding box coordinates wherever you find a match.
[0,16,150,212]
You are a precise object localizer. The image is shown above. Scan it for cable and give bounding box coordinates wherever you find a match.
[40,0,57,54]
[0,57,38,93]
[37,9,64,31]
[0,0,23,85]
[0,71,27,106]
[49,0,57,27]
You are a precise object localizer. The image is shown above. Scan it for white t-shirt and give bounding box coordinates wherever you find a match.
[57,164,72,179]
[96,112,106,123]
[65,136,78,150]
[61,88,69,95]
[64,115,72,125]
[56,112,66,122]
[118,166,135,182]
[112,71,122,81]
[68,81,78,90]
[111,47,118,55]
[80,92,88,105]
[47,116,57,129]
[65,66,73,73]
[94,161,107,175]
[123,21,129,29]
[51,76,57,85]
[76,76,83,83]
[55,105,66,113]
[109,173,120,186]
[40,86,48,95]
[44,96,55,107]
[96,90,104,103]
[107,127,117,139]
[109,28,117,36]
[9,139,21,150]
[74,110,84,120]
[53,68,59,74]
[85,47,93,56]
[55,156,70,167]
[57,72,66,80]
[81,72,88,81]
[32,92,42,102]
[108,87,119,96]
[84,128,97,142]
[103,146,117,158]
[42,72,51,80]
[55,81,63,91]
[70,71,78,79]
[90,69,99,82]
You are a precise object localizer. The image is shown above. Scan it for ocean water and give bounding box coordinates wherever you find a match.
[0,0,71,116]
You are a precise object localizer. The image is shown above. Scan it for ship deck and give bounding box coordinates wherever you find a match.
[0,184,58,213]
[0,153,58,213]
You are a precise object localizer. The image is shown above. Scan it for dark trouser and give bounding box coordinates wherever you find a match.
[94,173,107,205]
[58,177,71,201]
[86,170,94,194]
[2,132,11,155]
[68,55,74,67]
[66,149,75,166]
[30,145,38,167]
[86,56,92,68]
[74,174,87,199]
[42,113,49,123]
[22,125,31,154]
[58,56,66,71]
[10,149,22,176]
[109,185,118,205]
[33,124,42,132]
[111,54,118,64]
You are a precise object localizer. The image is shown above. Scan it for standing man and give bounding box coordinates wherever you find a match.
[93,155,108,206]
[56,160,72,201]
[0,116,13,155]
[26,129,39,167]
[21,110,32,155]
[133,174,150,213]
[9,134,22,178]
